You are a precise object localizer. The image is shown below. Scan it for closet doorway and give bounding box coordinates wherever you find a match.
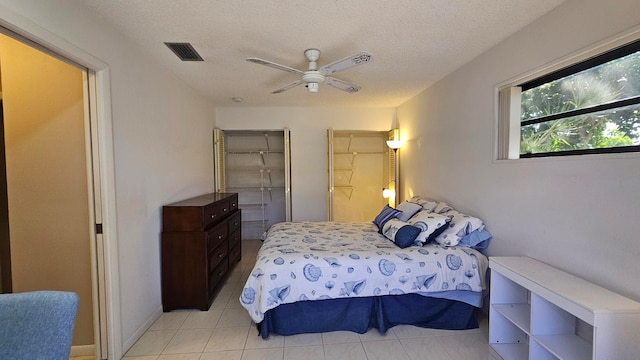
[213,129,292,239]
[327,130,394,222]
[0,31,106,358]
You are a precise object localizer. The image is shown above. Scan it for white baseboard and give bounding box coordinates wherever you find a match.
[121,305,163,354]
[70,344,95,357]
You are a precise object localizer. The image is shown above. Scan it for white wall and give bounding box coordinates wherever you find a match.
[398,0,640,302]
[0,0,216,355]
[216,107,395,220]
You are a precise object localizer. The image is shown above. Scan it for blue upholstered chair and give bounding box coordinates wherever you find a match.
[0,290,79,359]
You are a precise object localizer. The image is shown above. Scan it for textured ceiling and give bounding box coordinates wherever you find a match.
[77,0,565,108]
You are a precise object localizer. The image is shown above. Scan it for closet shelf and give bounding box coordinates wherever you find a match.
[226,150,284,154]
[239,203,268,208]
[226,168,285,172]
[333,151,386,155]
[226,186,285,190]
[242,218,269,224]
[332,186,354,199]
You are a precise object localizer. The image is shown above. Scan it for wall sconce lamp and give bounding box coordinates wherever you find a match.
[386,141,403,150]
[386,129,404,150]
[382,181,396,199]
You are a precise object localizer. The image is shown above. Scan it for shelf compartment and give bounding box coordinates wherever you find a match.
[489,308,529,348]
[530,293,577,335]
[533,334,591,360]
[493,303,531,333]
[491,343,529,360]
[490,271,529,304]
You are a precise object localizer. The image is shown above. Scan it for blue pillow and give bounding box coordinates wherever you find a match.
[373,204,401,233]
[458,229,493,252]
[382,218,421,248]
[394,224,422,248]
[382,219,422,249]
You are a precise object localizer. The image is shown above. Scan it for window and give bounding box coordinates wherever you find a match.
[499,38,640,158]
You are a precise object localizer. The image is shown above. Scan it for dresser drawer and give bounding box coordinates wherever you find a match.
[229,193,239,212]
[228,228,241,252]
[207,223,227,253]
[204,200,230,228]
[209,241,227,273]
[208,260,229,296]
[228,210,241,234]
[228,240,241,265]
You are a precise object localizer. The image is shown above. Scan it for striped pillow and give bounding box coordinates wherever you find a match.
[372,205,401,233]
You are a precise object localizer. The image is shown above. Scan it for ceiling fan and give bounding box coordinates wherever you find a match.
[247,48,373,94]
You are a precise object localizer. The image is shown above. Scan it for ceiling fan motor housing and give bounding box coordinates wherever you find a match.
[302,71,325,93]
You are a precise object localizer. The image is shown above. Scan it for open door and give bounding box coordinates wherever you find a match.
[0,30,108,359]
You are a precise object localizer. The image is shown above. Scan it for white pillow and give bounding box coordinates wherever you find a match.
[395,201,422,222]
[433,202,453,214]
[406,196,438,212]
[434,209,485,246]
[407,210,451,245]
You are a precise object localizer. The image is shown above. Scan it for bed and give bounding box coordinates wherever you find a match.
[240,196,492,339]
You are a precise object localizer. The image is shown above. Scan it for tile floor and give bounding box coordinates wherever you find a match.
[122,239,501,360]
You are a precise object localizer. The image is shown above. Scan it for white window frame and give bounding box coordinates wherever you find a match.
[496,30,640,160]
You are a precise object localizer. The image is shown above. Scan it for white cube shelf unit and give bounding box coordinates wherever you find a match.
[489,256,640,360]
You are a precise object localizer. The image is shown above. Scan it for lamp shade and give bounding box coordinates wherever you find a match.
[386,128,403,149]
[386,140,403,149]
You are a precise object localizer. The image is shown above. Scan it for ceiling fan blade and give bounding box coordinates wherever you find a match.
[325,77,361,94]
[319,51,373,75]
[271,80,304,94]
[247,57,304,75]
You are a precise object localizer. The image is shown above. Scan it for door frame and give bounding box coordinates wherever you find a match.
[0,7,122,360]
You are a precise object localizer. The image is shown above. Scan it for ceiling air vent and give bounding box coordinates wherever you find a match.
[164,42,203,61]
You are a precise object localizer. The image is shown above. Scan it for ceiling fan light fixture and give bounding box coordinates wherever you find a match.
[307,82,319,93]
[302,71,325,93]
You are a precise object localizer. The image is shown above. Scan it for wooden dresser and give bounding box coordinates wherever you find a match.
[161,193,241,311]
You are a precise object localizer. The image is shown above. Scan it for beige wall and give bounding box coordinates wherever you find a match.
[0,35,93,345]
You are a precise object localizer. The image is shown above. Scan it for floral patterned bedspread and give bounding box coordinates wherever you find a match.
[240,221,488,323]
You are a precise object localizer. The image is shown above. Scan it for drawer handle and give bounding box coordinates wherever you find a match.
[234,222,239,226]
[217,271,225,277]
[218,235,222,239]
[218,253,224,258]
[223,207,228,212]
[211,214,216,219]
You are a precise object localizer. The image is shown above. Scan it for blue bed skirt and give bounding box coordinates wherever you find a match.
[257,293,478,339]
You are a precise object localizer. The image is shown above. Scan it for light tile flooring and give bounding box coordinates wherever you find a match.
[121,239,501,360]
